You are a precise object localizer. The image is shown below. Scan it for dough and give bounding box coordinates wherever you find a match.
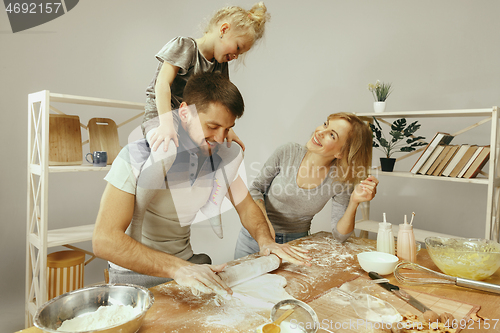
[229,274,294,309]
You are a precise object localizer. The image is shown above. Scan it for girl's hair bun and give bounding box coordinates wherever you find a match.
[207,2,271,42]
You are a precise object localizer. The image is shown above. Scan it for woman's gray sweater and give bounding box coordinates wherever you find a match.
[249,143,354,242]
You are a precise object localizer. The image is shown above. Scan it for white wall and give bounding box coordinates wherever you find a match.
[1,0,499,331]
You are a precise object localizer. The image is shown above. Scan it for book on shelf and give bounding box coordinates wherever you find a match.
[433,145,459,176]
[410,132,454,174]
[441,145,471,177]
[448,145,478,177]
[462,146,490,178]
[418,145,444,174]
[457,146,484,178]
[425,145,453,175]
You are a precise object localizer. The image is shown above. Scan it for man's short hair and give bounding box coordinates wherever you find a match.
[183,72,244,118]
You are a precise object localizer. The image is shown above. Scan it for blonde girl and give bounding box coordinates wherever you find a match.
[133,3,271,240]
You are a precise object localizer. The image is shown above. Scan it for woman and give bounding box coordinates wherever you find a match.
[234,112,378,258]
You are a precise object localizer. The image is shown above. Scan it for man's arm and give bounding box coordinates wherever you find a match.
[92,183,186,277]
[92,183,231,295]
[254,198,275,239]
[228,177,311,266]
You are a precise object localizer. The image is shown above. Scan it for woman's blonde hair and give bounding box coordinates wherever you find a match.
[205,2,270,42]
[328,112,373,185]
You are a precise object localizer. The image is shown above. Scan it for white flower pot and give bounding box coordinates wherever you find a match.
[374,101,386,113]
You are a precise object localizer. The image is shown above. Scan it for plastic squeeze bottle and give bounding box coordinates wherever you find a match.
[377,213,395,255]
[397,215,417,262]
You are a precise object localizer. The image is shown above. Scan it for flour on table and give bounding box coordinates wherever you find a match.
[57,304,139,332]
[229,273,294,309]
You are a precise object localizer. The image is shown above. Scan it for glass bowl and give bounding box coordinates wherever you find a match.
[425,237,500,280]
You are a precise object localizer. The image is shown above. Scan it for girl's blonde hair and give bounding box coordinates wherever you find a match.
[206,2,270,42]
[328,112,373,185]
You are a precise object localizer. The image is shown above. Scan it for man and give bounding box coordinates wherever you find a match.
[93,72,309,296]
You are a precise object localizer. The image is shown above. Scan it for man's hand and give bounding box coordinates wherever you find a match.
[173,263,231,296]
[259,243,312,266]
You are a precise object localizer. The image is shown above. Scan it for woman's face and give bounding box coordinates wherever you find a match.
[306,118,352,160]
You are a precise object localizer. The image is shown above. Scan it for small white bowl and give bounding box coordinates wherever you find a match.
[357,251,399,275]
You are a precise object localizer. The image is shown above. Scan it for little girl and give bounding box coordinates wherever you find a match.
[131,3,271,241]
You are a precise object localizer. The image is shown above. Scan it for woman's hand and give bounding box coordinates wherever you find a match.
[226,128,245,151]
[351,176,379,204]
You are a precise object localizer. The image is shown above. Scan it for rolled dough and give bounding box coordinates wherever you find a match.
[229,273,294,310]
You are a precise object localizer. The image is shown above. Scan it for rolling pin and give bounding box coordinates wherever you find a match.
[218,255,281,287]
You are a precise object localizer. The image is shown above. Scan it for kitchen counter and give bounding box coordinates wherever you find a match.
[17,232,500,332]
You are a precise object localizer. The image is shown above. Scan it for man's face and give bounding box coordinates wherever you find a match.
[181,102,236,156]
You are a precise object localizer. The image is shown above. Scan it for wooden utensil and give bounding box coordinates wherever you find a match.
[49,114,82,165]
[262,308,294,333]
[87,118,120,164]
[218,255,281,288]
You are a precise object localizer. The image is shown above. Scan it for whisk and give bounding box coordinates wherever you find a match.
[394,261,500,294]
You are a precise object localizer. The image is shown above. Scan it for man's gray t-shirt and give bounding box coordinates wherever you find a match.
[249,143,354,242]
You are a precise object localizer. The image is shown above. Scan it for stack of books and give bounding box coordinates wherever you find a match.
[410,132,490,178]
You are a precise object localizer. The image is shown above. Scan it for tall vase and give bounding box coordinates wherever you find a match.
[374,101,386,113]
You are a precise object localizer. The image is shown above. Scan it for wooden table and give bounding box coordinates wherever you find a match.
[17,232,500,333]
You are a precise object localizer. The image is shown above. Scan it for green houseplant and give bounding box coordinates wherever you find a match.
[368,80,392,113]
[369,117,426,171]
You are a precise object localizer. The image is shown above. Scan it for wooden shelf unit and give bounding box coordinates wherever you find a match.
[354,107,500,242]
[26,90,144,326]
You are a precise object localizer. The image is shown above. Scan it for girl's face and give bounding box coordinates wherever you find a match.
[306,118,352,160]
[214,24,253,63]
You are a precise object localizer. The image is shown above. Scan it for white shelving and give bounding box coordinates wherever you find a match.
[354,107,500,242]
[26,90,144,326]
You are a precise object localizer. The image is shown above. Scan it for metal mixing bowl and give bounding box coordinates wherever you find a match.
[425,237,500,280]
[34,283,154,333]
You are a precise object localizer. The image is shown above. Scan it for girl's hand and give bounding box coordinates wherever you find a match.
[351,176,379,204]
[149,113,179,152]
[226,128,245,151]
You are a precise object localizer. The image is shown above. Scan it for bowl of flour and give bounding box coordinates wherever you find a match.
[34,283,154,333]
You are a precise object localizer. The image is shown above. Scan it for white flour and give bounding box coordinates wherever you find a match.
[281,236,373,292]
[152,274,295,332]
[57,304,139,332]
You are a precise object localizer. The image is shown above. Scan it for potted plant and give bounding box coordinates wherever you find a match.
[368,80,392,113]
[369,117,426,172]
